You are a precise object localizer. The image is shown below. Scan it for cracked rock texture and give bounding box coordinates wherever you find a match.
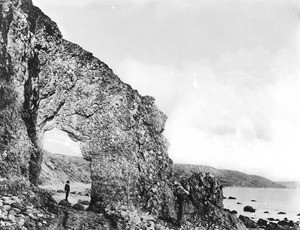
[0,0,247,229]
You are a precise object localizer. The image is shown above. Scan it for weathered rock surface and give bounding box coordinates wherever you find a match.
[239,215,257,228]
[0,179,58,229]
[0,0,248,229]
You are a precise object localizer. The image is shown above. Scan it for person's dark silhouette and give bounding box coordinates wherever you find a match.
[64,181,70,202]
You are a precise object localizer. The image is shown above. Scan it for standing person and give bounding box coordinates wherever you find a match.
[64,181,70,202]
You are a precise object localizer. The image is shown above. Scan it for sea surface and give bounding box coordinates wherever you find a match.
[223,187,300,221]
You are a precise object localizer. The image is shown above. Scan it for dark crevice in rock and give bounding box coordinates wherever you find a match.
[22,51,42,185]
[61,211,69,228]
[23,51,40,142]
[176,195,184,224]
[102,212,119,229]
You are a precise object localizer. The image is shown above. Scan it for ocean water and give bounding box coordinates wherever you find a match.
[223,187,300,221]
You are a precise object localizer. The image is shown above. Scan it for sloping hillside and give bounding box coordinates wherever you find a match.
[174,164,285,188]
[39,153,284,188]
[39,151,91,185]
[276,181,300,189]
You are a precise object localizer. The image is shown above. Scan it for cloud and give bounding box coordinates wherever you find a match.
[33,0,300,69]
[33,0,156,9]
[116,46,300,181]
[43,128,82,156]
[33,0,96,7]
[33,0,300,181]
[210,125,236,136]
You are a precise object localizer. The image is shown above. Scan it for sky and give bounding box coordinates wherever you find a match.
[36,0,300,181]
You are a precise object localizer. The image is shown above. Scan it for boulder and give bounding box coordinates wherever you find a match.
[243,205,255,213]
[277,220,293,227]
[288,220,295,227]
[257,218,268,227]
[78,200,90,206]
[228,196,237,200]
[277,212,286,215]
[58,200,71,207]
[72,203,85,211]
[266,222,281,230]
[239,215,257,228]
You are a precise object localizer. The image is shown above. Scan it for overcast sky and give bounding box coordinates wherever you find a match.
[37,0,300,181]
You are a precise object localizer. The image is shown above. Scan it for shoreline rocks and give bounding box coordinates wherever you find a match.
[239,215,257,228]
[244,205,256,213]
[0,191,56,229]
[235,213,300,230]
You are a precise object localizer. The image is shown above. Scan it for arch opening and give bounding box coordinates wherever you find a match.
[39,128,91,207]
[43,128,81,157]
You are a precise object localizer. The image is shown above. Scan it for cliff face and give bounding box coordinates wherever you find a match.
[1,0,173,211]
[0,0,246,229]
[0,0,34,181]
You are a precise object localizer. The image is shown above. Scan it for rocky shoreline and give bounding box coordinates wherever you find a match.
[224,204,300,230]
[230,212,299,230]
[0,175,246,230]
[1,181,298,230]
[0,193,55,229]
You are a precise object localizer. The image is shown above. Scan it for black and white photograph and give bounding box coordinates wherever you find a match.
[0,0,299,229]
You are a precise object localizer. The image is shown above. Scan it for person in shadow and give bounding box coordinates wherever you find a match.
[64,180,70,202]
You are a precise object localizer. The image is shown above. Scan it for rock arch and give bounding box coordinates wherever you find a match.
[1,0,174,215]
[0,1,248,229]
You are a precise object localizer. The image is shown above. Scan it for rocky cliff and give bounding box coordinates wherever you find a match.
[0,0,247,229]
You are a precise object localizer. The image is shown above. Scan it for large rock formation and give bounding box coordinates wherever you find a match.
[0,0,247,229]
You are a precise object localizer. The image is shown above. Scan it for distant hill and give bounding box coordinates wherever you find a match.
[173,164,285,188]
[40,152,284,188]
[276,181,299,189]
[39,151,91,185]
